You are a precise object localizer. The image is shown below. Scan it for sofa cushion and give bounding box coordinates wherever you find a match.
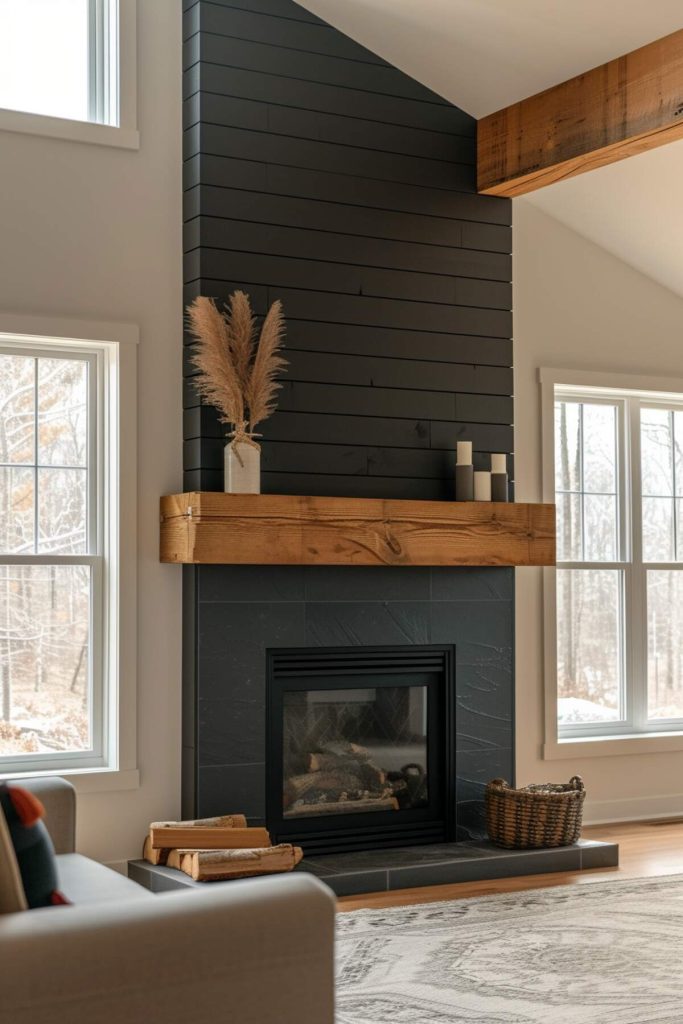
[56,854,154,905]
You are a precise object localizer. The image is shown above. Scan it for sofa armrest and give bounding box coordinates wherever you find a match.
[18,777,76,854]
[0,872,335,1024]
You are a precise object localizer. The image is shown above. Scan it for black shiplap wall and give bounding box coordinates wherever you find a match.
[181,0,515,831]
[182,0,512,497]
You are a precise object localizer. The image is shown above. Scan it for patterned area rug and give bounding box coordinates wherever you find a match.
[336,875,683,1023]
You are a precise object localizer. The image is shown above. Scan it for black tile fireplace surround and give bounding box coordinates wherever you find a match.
[182,563,514,846]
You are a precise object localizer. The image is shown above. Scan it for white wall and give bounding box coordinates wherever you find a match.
[0,4,183,864]
[514,199,683,822]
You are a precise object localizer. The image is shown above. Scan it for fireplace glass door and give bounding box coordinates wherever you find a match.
[267,646,455,854]
[283,684,429,820]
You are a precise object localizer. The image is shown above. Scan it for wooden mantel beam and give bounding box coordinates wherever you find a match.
[478,29,683,197]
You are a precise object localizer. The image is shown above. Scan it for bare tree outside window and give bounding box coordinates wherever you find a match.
[555,399,622,726]
[553,386,683,738]
[0,351,93,758]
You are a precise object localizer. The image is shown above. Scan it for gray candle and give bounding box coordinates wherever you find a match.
[490,453,508,502]
[455,441,473,501]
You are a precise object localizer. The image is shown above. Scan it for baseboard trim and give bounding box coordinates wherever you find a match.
[585,793,683,825]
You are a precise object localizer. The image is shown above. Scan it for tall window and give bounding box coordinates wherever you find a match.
[0,0,118,125]
[0,342,109,772]
[550,380,683,739]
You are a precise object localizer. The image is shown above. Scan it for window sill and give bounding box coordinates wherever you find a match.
[0,767,140,794]
[544,732,683,760]
[0,107,139,150]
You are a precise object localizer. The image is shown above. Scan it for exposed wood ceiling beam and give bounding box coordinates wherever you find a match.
[477,29,683,197]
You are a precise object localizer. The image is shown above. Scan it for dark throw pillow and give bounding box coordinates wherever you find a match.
[0,784,69,908]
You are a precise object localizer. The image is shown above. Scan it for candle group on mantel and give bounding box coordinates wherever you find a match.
[455,444,509,502]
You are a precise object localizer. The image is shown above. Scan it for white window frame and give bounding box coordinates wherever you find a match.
[0,312,138,792]
[0,0,138,150]
[542,368,683,760]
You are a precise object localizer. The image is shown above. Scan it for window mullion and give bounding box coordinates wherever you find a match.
[88,0,110,125]
[628,398,648,731]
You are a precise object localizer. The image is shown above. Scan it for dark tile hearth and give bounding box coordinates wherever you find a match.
[128,839,618,898]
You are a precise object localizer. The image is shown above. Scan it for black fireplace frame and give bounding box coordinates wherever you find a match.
[265,644,456,855]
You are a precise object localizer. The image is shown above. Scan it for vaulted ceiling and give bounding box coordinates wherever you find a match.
[299,0,683,299]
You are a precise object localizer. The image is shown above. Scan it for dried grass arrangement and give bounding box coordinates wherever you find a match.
[186,292,287,486]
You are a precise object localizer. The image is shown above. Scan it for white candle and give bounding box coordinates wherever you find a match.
[456,441,472,466]
[491,453,507,474]
[474,471,492,501]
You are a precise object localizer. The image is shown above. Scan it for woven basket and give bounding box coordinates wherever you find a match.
[485,776,585,849]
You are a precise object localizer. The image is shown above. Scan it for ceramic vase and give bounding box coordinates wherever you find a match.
[224,442,261,493]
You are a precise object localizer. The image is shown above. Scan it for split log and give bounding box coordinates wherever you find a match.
[142,835,168,866]
[284,796,399,818]
[150,814,247,829]
[286,769,367,801]
[170,844,303,881]
[150,825,271,851]
[321,742,370,760]
[308,752,386,787]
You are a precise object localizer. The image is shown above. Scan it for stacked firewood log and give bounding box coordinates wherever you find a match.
[142,815,302,881]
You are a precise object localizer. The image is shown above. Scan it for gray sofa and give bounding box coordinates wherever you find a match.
[0,777,335,1024]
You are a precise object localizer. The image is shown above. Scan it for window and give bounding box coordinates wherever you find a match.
[546,374,683,742]
[0,0,118,125]
[0,339,114,774]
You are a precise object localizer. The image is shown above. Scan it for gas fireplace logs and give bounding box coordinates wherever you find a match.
[283,741,425,818]
[142,815,303,880]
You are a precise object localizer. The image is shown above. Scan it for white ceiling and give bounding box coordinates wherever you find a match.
[299,0,683,299]
[524,140,683,299]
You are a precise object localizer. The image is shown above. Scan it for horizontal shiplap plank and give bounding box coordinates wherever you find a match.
[187,438,456,477]
[184,124,473,190]
[183,306,512,367]
[185,375,458,421]
[282,349,512,395]
[429,420,513,452]
[265,320,511,366]
[184,405,514,453]
[183,208,511,281]
[187,0,326,25]
[184,62,475,136]
[184,343,512,393]
[183,467,452,500]
[183,468,223,491]
[280,286,509,337]
[184,4,390,67]
[185,279,511,337]
[183,93,474,162]
[185,283,511,342]
[186,247,511,310]
[185,154,506,224]
[184,188,509,254]
[260,472,453,499]
[184,32,451,107]
[186,438,514,483]
[455,392,513,424]
[184,374,511,426]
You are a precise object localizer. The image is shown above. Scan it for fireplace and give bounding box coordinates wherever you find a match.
[266,645,456,854]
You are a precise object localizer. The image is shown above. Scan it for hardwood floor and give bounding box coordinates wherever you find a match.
[337,819,683,912]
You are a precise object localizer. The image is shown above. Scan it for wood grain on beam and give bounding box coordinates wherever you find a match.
[478,29,683,197]
[159,492,555,567]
